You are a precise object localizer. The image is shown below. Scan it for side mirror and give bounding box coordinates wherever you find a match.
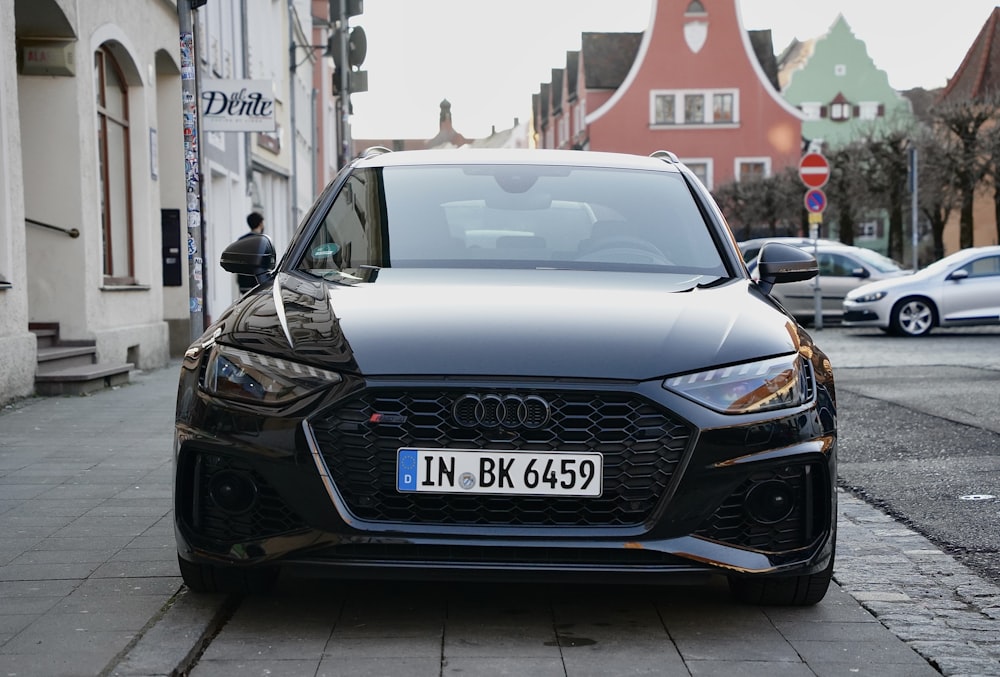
[756,243,818,295]
[221,234,276,278]
[851,267,870,279]
[947,268,969,281]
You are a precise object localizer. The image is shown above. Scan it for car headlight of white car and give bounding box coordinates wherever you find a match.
[849,290,888,303]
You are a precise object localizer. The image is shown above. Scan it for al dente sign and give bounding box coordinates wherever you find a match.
[201,80,276,132]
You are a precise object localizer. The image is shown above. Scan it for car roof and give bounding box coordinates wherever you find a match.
[353,148,684,173]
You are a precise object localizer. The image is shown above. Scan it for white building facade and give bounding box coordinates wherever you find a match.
[0,0,341,406]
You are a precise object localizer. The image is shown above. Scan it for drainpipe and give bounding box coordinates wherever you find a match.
[288,0,298,234]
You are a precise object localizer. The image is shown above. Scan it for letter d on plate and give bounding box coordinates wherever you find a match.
[397,448,418,491]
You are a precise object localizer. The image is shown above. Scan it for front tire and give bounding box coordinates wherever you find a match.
[728,554,834,606]
[889,297,936,336]
[178,554,279,594]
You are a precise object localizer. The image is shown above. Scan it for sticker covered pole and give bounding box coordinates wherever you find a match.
[179,0,205,341]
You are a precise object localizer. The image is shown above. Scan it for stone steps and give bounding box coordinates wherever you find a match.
[29,323,133,396]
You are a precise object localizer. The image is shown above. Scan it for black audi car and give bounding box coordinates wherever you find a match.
[175,148,836,605]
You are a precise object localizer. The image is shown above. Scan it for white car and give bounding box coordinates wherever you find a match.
[842,245,1000,336]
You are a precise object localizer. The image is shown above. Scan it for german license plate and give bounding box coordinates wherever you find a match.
[396,448,603,497]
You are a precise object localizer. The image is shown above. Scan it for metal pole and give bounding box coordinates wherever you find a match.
[813,234,823,330]
[911,146,919,271]
[179,1,204,342]
[338,0,351,167]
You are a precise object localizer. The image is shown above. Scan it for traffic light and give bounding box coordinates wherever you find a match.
[329,0,363,19]
[328,0,367,95]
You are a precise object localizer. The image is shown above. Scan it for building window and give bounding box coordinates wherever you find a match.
[681,158,713,190]
[857,220,878,239]
[736,158,770,181]
[800,102,822,120]
[830,102,852,121]
[859,101,881,120]
[654,94,676,125]
[684,94,705,124]
[713,93,734,123]
[95,46,135,284]
[652,89,738,126]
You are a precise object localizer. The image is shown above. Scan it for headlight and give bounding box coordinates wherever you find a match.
[203,344,341,405]
[664,354,813,414]
[850,290,887,303]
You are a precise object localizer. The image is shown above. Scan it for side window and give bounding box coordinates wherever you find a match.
[818,253,852,277]
[300,173,381,273]
[965,255,1000,278]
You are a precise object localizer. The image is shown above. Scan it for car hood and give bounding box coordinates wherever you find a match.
[847,267,942,298]
[215,269,801,380]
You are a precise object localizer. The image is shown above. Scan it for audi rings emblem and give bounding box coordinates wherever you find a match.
[452,393,551,430]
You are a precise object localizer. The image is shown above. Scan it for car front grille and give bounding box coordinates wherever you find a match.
[310,389,692,527]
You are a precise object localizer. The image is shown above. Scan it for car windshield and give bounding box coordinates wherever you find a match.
[296,164,727,278]
[849,247,904,273]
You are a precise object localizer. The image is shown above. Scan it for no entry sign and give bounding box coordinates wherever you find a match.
[799,152,830,188]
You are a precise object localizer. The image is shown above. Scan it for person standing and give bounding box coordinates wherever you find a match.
[236,212,265,294]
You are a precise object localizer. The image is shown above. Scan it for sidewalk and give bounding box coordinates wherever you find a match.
[0,364,182,676]
[1,363,999,676]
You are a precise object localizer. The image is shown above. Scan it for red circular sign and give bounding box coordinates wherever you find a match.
[799,153,830,188]
[804,188,827,213]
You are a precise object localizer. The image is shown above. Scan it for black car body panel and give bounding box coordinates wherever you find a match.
[175,149,836,604]
[218,270,799,380]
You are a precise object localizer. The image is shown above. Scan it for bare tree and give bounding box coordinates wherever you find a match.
[930,98,996,249]
[822,141,873,246]
[915,130,956,261]
[712,169,803,240]
[855,129,912,261]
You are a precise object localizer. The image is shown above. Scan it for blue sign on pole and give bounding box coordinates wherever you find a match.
[804,188,827,213]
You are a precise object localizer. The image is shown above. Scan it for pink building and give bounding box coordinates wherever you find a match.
[536,0,803,191]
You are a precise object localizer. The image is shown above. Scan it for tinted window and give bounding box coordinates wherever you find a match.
[963,255,1000,278]
[297,165,727,277]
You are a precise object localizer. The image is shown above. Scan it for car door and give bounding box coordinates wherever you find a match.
[769,251,855,320]
[938,254,1000,322]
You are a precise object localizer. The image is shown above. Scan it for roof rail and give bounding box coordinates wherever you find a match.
[650,150,679,163]
[361,146,392,158]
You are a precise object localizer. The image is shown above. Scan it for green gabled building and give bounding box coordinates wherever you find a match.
[779,15,917,255]
[781,14,915,149]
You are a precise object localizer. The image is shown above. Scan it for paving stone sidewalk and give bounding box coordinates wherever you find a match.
[1,364,999,676]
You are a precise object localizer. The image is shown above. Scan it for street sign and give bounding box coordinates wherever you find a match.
[799,152,830,188]
[804,188,827,213]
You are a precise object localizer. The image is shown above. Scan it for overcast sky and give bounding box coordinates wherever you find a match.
[347,0,999,140]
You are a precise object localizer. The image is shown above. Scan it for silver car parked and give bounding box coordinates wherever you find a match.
[842,245,1000,336]
[747,241,908,324]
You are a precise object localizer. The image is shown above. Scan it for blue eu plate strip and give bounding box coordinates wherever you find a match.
[397,448,418,491]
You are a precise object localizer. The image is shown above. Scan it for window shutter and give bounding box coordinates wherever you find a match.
[820,106,828,118]
[852,105,860,117]
[878,104,885,117]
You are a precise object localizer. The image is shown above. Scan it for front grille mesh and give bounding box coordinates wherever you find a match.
[694,464,821,552]
[310,389,692,527]
[194,453,306,542]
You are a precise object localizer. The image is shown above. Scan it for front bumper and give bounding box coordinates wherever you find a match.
[841,307,881,325]
[174,358,837,581]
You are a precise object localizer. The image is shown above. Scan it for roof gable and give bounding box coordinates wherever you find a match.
[581,32,643,89]
[938,7,1000,103]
